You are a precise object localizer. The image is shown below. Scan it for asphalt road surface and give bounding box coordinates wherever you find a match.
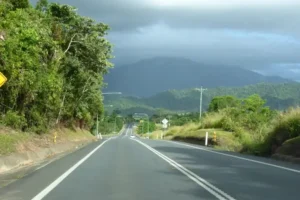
[1,125,300,200]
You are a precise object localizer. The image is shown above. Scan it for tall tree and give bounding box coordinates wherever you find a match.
[35,0,48,12]
[0,2,113,132]
[8,0,30,9]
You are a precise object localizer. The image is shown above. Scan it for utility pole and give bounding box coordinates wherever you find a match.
[196,86,207,121]
[114,117,116,133]
[147,117,149,138]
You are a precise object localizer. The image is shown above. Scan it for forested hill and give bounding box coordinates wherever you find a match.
[104,57,292,97]
[104,83,300,115]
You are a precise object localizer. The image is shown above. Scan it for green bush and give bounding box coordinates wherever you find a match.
[260,108,300,155]
[201,111,224,129]
[220,116,239,132]
[3,111,27,129]
[0,2,112,133]
[208,96,240,112]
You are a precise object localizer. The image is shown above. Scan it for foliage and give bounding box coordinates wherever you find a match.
[208,96,240,112]
[202,111,225,129]
[0,1,112,133]
[146,92,299,158]
[259,107,300,156]
[2,110,26,129]
[7,0,30,9]
[137,121,156,134]
[105,83,300,114]
[93,111,124,135]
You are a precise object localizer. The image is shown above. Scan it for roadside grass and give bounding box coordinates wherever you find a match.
[147,123,240,151]
[201,111,225,129]
[171,128,240,151]
[0,126,32,155]
[275,136,300,157]
[0,125,95,156]
[258,107,300,157]
[56,128,94,142]
[150,107,300,159]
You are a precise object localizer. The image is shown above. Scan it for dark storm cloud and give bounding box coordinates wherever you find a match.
[30,0,300,80]
[40,0,300,37]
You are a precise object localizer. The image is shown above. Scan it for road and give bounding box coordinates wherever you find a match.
[0,125,300,200]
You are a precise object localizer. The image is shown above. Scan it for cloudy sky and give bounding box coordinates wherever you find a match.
[34,0,300,80]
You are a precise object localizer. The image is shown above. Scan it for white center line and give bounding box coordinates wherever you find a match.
[132,138,236,200]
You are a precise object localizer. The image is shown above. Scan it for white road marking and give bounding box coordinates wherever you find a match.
[165,140,300,174]
[132,139,236,200]
[117,130,125,138]
[31,139,112,200]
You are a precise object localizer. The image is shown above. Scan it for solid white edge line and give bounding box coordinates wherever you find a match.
[31,139,112,200]
[132,139,236,200]
[165,140,300,174]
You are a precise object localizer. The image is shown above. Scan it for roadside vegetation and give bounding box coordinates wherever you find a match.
[105,82,300,115]
[0,0,112,133]
[0,125,94,156]
[0,0,124,155]
[149,94,300,159]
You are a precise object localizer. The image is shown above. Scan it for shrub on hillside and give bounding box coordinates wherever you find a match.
[208,96,240,112]
[202,111,224,129]
[2,111,27,129]
[260,107,300,155]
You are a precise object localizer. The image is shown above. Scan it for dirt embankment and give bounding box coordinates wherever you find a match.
[0,126,96,174]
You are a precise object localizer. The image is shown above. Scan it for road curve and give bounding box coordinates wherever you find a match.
[0,126,299,200]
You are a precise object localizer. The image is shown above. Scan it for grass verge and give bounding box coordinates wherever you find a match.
[0,125,95,156]
[147,124,241,151]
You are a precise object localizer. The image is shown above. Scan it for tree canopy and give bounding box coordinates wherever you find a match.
[208,96,240,112]
[0,0,113,133]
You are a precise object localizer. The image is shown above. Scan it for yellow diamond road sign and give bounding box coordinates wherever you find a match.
[0,72,7,87]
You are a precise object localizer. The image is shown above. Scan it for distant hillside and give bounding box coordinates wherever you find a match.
[104,57,292,97]
[104,83,300,115]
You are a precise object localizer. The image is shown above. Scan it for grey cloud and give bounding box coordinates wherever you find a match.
[108,25,300,67]
[255,64,300,80]
[43,0,300,37]
[30,0,300,80]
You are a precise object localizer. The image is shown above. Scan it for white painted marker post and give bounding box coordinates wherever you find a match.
[161,119,168,140]
[205,132,208,146]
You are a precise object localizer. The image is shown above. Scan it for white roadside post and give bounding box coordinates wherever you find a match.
[96,114,99,139]
[96,114,102,140]
[162,118,169,140]
[205,132,209,146]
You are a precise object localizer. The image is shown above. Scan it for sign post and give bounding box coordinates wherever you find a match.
[0,72,7,87]
[161,118,169,140]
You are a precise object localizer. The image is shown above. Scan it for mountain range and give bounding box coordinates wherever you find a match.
[104,57,292,97]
